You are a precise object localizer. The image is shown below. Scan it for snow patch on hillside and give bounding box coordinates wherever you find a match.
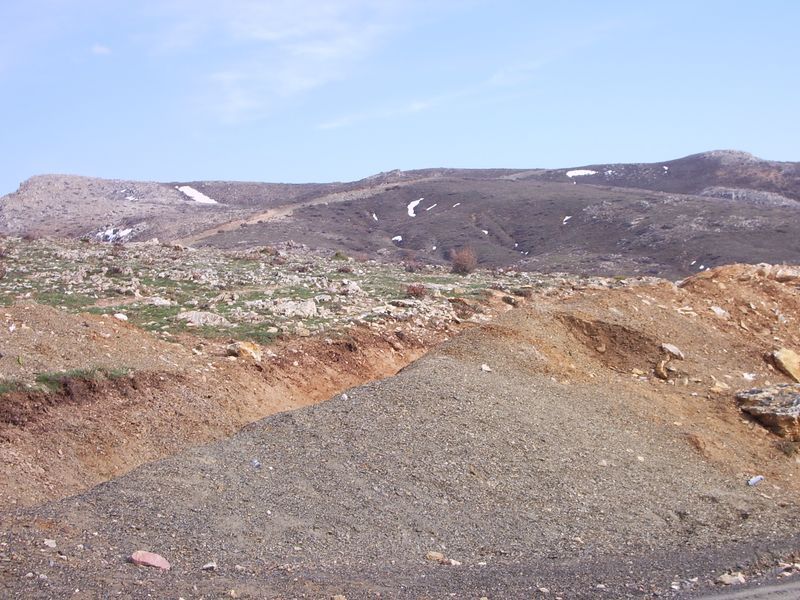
[566,169,597,178]
[176,185,218,204]
[407,198,423,217]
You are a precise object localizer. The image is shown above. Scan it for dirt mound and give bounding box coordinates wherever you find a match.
[0,310,447,507]
[1,265,799,597]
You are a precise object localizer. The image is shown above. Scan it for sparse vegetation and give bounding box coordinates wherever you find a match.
[34,367,131,392]
[405,283,427,298]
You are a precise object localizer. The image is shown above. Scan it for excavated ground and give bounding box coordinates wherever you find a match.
[0,303,457,507]
[1,264,799,598]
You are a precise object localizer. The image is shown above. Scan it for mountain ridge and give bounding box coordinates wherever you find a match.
[2,150,799,278]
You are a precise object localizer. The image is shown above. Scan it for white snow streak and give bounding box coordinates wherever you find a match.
[566,169,597,178]
[425,204,437,211]
[176,185,218,204]
[392,235,403,242]
[407,198,423,217]
[562,215,572,224]
[372,213,378,221]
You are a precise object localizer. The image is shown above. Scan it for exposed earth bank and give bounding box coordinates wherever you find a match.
[1,263,799,598]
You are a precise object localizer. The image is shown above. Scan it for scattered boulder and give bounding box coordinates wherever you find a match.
[756,263,800,283]
[176,310,233,328]
[130,550,171,570]
[146,296,173,307]
[226,341,262,362]
[273,299,318,319]
[769,348,800,382]
[736,384,800,440]
[202,561,217,571]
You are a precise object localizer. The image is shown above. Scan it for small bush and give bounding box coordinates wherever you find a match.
[403,260,423,273]
[337,265,354,274]
[406,283,427,298]
[332,251,349,261]
[450,247,477,275]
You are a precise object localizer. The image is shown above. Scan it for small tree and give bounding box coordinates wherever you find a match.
[450,247,477,275]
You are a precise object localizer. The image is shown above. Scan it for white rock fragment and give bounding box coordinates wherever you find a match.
[660,343,685,360]
[113,313,128,322]
[480,364,493,372]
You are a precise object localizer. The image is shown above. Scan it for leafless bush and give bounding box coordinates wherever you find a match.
[405,283,427,298]
[450,247,477,275]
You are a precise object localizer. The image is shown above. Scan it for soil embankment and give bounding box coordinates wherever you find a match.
[1,264,800,597]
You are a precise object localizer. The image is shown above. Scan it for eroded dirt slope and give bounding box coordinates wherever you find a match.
[1,263,799,598]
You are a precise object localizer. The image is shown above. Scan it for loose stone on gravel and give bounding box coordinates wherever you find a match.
[130,550,171,570]
[717,572,746,585]
[660,343,685,360]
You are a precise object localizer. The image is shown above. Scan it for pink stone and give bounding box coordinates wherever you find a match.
[130,550,171,570]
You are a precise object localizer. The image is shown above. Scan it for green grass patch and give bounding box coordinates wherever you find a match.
[0,380,25,394]
[34,291,95,310]
[34,367,131,392]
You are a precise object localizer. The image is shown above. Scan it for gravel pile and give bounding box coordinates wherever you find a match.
[1,308,799,598]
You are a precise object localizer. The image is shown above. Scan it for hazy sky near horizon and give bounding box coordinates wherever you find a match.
[1,0,798,194]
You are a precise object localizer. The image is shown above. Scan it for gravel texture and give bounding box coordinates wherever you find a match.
[2,301,799,598]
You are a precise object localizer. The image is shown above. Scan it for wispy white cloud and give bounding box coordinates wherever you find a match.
[143,0,423,122]
[90,43,111,55]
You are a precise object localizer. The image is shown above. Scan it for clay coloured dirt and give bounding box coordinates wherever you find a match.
[1,262,800,598]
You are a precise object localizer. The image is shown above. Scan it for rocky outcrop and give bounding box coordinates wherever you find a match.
[770,348,800,382]
[736,384,800,440]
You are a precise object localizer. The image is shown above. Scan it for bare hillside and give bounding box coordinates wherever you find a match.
[2,151,799,278]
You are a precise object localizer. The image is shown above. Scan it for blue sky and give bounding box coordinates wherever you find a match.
[1,1,798,194]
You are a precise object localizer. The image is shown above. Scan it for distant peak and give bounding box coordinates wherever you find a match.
[694,149,762,163]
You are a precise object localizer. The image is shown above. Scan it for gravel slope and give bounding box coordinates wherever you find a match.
[2,299,799,598]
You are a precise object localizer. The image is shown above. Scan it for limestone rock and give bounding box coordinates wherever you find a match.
[736,384,800,440]
[226,341,262,362]
[770,348,800,382]
[273,299,317,319]
[176,311,233,328]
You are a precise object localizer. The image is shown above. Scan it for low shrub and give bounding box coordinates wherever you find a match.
[450,247,477,275]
